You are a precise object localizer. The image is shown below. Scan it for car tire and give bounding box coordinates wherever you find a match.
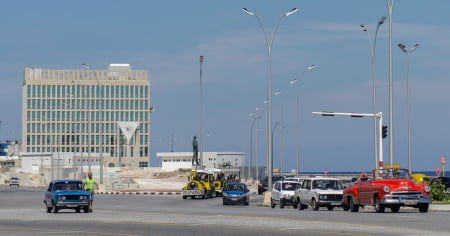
[374,195,385,213]
[76,208,81,213]
[327,206,334,211]
[46,206,52,213]
[83,207,89,213]
[182,196,187,199]
[312,199,319,211]
[271,198,275,208]
[418,204,429,213]
[280,199,285,208]
[342,204,350,211]
[52,204,59,213]
[390,205,400,213]
[349,197,359,212]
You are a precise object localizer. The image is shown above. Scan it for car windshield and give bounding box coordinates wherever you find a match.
[54,182,83,191]
[312,180,343,190]
[282,182,300,191]
[374,169,412,180]
[225,184,245,192]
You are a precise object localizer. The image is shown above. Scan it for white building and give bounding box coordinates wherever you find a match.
[157,152,244,172]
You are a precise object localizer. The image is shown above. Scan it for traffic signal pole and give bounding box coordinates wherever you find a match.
[312,111,383,170]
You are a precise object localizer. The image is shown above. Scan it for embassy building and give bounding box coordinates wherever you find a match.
[22,64,151,168]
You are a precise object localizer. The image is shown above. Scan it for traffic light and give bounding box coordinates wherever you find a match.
[382,125,388,139]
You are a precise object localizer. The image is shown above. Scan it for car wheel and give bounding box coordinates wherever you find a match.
[280,198,285,208]
[418,204,429,213]
[76,208,81,213]
[349,197,359,212]
[312,199,319,211]
[390,205,400,213]
[83,207,89,213]
[52,204,59,213]
[374,195,385,213]
[271,198,275,208]
[46,205,52,213]
[327,206,334,211]
[342,204,350,211]
[182,196,187,199]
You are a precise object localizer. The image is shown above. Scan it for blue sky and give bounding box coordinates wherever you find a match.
[1,0,450,172]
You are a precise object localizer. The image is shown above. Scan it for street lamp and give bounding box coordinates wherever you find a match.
[249,113,261,180]
[360,16,386,169]
[289,64,316,177]
[81,64,104,184]
[386,0,395,168]
[242,7,298,189]
[199,56,204,168]
[273,91,284,176]
[398,43,421,173]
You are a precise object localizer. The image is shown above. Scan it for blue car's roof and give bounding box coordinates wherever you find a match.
[51,179,83,183]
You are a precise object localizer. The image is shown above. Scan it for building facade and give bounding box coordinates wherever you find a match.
[157,152,244,172]
[22,64,151,168]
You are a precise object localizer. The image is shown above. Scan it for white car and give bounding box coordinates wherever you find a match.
[295,177,345,211]
[271,181,302,209]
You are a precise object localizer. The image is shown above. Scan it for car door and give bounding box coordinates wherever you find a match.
[272,182,280,203]
[299,179,310,204]
[44,182,54,206]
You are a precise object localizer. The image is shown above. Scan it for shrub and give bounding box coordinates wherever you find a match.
[431,181,449,201]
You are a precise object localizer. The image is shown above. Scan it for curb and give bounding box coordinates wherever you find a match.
[96,190,261,196]
[97,190,182,196]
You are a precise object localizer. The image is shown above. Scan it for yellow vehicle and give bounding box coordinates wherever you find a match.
[182,169,215,199]
[207,168,241,197]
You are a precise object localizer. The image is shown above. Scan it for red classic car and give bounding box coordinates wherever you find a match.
[342,168,431,213]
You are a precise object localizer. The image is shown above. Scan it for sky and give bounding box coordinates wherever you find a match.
[1,0,450,172]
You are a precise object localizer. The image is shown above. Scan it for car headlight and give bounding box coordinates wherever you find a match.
[424,185,431,193]
[383,186,390,193]
[319,195,327,200]
[222,192,228,197]
[61,196,66,201]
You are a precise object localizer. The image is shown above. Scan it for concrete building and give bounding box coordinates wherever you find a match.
[157,152,244,172]
[22,64,151,169]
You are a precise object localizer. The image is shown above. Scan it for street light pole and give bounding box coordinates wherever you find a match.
[289,64,316,177]
[386,0,395,168]
[398,43,420,174]
[360,16,386,170]
[82,64,103,184]
[249,114,261,180]
[242,7,298,189]
[199,56,204,169]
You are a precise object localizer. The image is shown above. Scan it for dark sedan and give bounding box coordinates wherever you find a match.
[222,183,249,205]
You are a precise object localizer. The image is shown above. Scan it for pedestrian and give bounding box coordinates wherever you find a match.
[83,172,99,212]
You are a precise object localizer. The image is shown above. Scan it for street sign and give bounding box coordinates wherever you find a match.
[436,167,441,176]
[441,156,447,165]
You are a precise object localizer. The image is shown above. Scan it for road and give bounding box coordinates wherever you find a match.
[0,186,449,236]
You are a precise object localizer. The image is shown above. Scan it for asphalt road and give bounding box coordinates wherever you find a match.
[0,186,449,236]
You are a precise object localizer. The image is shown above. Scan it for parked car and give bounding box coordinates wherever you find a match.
[295,176,345,211]
[44,180,91,213]
[259,175,285,195]
[342,168,431,213]
[222,182,249,205]
[271,181,301,209]
[9,177,20,187]
[430,176,450,194]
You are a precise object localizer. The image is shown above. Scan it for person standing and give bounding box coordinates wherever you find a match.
[83,172,99,212]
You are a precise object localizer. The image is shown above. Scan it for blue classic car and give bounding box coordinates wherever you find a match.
[44,180,91,213]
